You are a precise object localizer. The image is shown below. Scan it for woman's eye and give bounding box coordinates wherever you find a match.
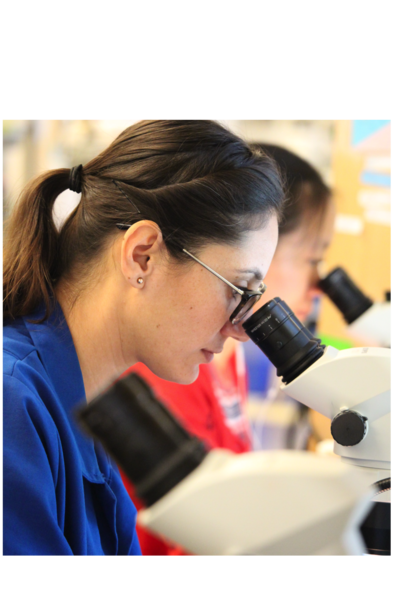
[231,289,242,306]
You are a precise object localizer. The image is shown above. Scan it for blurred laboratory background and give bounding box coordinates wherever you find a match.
[3,119,391,451]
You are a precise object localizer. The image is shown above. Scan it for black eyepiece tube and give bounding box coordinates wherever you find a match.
[318,267,373,324]
[243,298,325,384]
[77,373,208,506]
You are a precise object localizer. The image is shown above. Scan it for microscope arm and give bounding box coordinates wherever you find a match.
[282,346,390,469]
[281,346,390,418]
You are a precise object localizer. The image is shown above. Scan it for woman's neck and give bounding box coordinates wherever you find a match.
[55,278,137,401]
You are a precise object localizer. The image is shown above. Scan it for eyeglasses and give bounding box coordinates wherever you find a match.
[182,249,266,325]
[116,223,266,324]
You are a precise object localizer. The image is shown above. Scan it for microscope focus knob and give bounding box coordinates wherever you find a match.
[331,410,368,446]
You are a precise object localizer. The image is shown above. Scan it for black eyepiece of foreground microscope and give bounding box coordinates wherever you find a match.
[318,267,373,324]
[243,298,325,385]
[77,373,208,506]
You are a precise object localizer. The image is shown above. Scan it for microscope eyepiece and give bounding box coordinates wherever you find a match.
[77,373,208,506]
[318,267,373,324]
[243,298,325,384]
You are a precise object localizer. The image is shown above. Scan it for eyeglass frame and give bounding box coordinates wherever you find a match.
[116,223,267,325]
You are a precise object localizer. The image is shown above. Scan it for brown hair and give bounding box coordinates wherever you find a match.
[4,120,284,322]
[250,143,331,236]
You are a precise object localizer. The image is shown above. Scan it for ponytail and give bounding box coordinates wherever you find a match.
[3,169,70,321]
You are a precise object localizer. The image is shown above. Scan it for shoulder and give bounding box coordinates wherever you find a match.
[3,370,63,490]
[1,368,58,452]
[3,316,37,376]
[1,319,59,440]
[3,317,53,406]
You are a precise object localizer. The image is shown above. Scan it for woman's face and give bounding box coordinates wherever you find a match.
[134,216,279,384]
[262,199,335,322]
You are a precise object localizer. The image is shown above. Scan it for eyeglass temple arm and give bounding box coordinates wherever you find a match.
[113,239,255,298]
[182,249,245,296]
[116,223,132,230]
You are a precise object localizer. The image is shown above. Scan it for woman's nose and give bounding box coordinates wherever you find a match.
[309,268,323,299]
[220,319,250,342]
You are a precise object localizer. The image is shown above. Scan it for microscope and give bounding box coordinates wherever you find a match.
[319,266,391,347]
[78,298,389,555]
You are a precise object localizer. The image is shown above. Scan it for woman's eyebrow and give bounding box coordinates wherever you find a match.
[236,268,263,281]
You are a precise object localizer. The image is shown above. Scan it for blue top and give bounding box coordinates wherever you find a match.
[3,303,142,555]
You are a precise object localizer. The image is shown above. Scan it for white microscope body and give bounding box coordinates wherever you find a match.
[282,345,390,477]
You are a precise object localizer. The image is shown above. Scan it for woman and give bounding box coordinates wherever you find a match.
[3,120,284,555]
[123,143,335,553]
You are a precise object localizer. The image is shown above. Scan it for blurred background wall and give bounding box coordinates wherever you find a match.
[3,119,391,339]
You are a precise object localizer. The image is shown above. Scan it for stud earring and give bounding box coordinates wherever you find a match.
[137,277,144,285]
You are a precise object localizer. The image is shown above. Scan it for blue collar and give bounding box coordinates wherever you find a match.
[23,303,105,483]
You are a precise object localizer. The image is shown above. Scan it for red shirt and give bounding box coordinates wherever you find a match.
[121,347,251,554]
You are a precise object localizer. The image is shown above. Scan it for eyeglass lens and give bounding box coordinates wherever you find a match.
[232,294,261,324]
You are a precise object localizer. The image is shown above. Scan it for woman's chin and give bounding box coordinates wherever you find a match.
[155,364,200,386]
[174,366,200,386]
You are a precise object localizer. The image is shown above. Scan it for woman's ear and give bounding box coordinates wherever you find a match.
[120,220,164,287]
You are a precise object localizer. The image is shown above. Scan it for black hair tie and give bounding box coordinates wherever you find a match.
[69,164,83,193]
